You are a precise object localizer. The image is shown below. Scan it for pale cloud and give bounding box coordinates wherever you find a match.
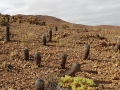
[0,0,120,26]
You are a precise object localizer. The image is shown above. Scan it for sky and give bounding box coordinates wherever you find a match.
[0,0,120,26]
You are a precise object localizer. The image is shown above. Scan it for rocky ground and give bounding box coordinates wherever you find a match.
[0,21,120,90]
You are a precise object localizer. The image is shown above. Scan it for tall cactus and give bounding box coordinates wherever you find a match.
[61,54,67,69]
[83,44,90,60]
[42,34,46,46]
[48,28,52,42]
[7,16,9,22]
[34,52,41,67]
[5,25,10,42]
[35,79,44,90]
[55,25,58,31]
[23,48,29,60]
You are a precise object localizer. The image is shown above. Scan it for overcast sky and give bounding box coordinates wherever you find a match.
[0,0,120,26]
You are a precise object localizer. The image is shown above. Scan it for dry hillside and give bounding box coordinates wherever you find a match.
[0,14,120,90]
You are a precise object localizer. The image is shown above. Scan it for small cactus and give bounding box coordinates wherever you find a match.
[42,34,46,46]
[7,16,9,22]
[61,54,67,69]
[48,29,52,42]
[83,44,90,60]
[35,79,44,90]
[65,62,80,76]
[34,52,41,67]
[23,48,29,60]
[5,25,10,42]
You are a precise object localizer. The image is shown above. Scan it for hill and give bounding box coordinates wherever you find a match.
[0,14,120,90]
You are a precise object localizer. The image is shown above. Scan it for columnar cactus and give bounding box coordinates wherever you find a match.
[35,79,44,90]
[42,34,46,46]
[34,52,41,67]
[114,38,120,52]
[23,48,29,60]
[55,25,58,31]
[48,28,52,42]
[83,44,90,60]
[65,62,80,76]
[61,54,67,69]
[5,25,10,42]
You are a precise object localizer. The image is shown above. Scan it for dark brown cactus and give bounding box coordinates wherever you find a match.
[83,44,90,60]
[114,38,120,52]
[34,52,41,67]
[23,48,29,60]
[35,79,44,90]
[42,34,46,46]
[7,16,9,22]
[48,29,52,42]
[65,62,80,76]
[61,54,67,69]
[55,25,58,31]
[5,25,10,42]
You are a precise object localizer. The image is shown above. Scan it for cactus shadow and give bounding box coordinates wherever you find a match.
[47,40,57,43]
[46,44,55,47]
[94,79,112,85]
[59,67,70,75]
[84,70,98,74]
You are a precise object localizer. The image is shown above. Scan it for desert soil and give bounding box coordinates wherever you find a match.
[0,20,120,90]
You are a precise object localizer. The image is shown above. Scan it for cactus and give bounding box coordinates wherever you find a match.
[7,16,9,22]
[65,62,80,76]
[42,34,46,46]
[48,28,52,42]
[114,38,120,52]
[61,54,67,69]
[34,52,41,67]
[23,48,29,60]
[5,25,10,42]
[35,79,44,90]
[83,44,90,60]
[55,25,58,31]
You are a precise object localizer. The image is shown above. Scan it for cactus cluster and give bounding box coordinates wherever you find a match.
[27,16,46,26]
